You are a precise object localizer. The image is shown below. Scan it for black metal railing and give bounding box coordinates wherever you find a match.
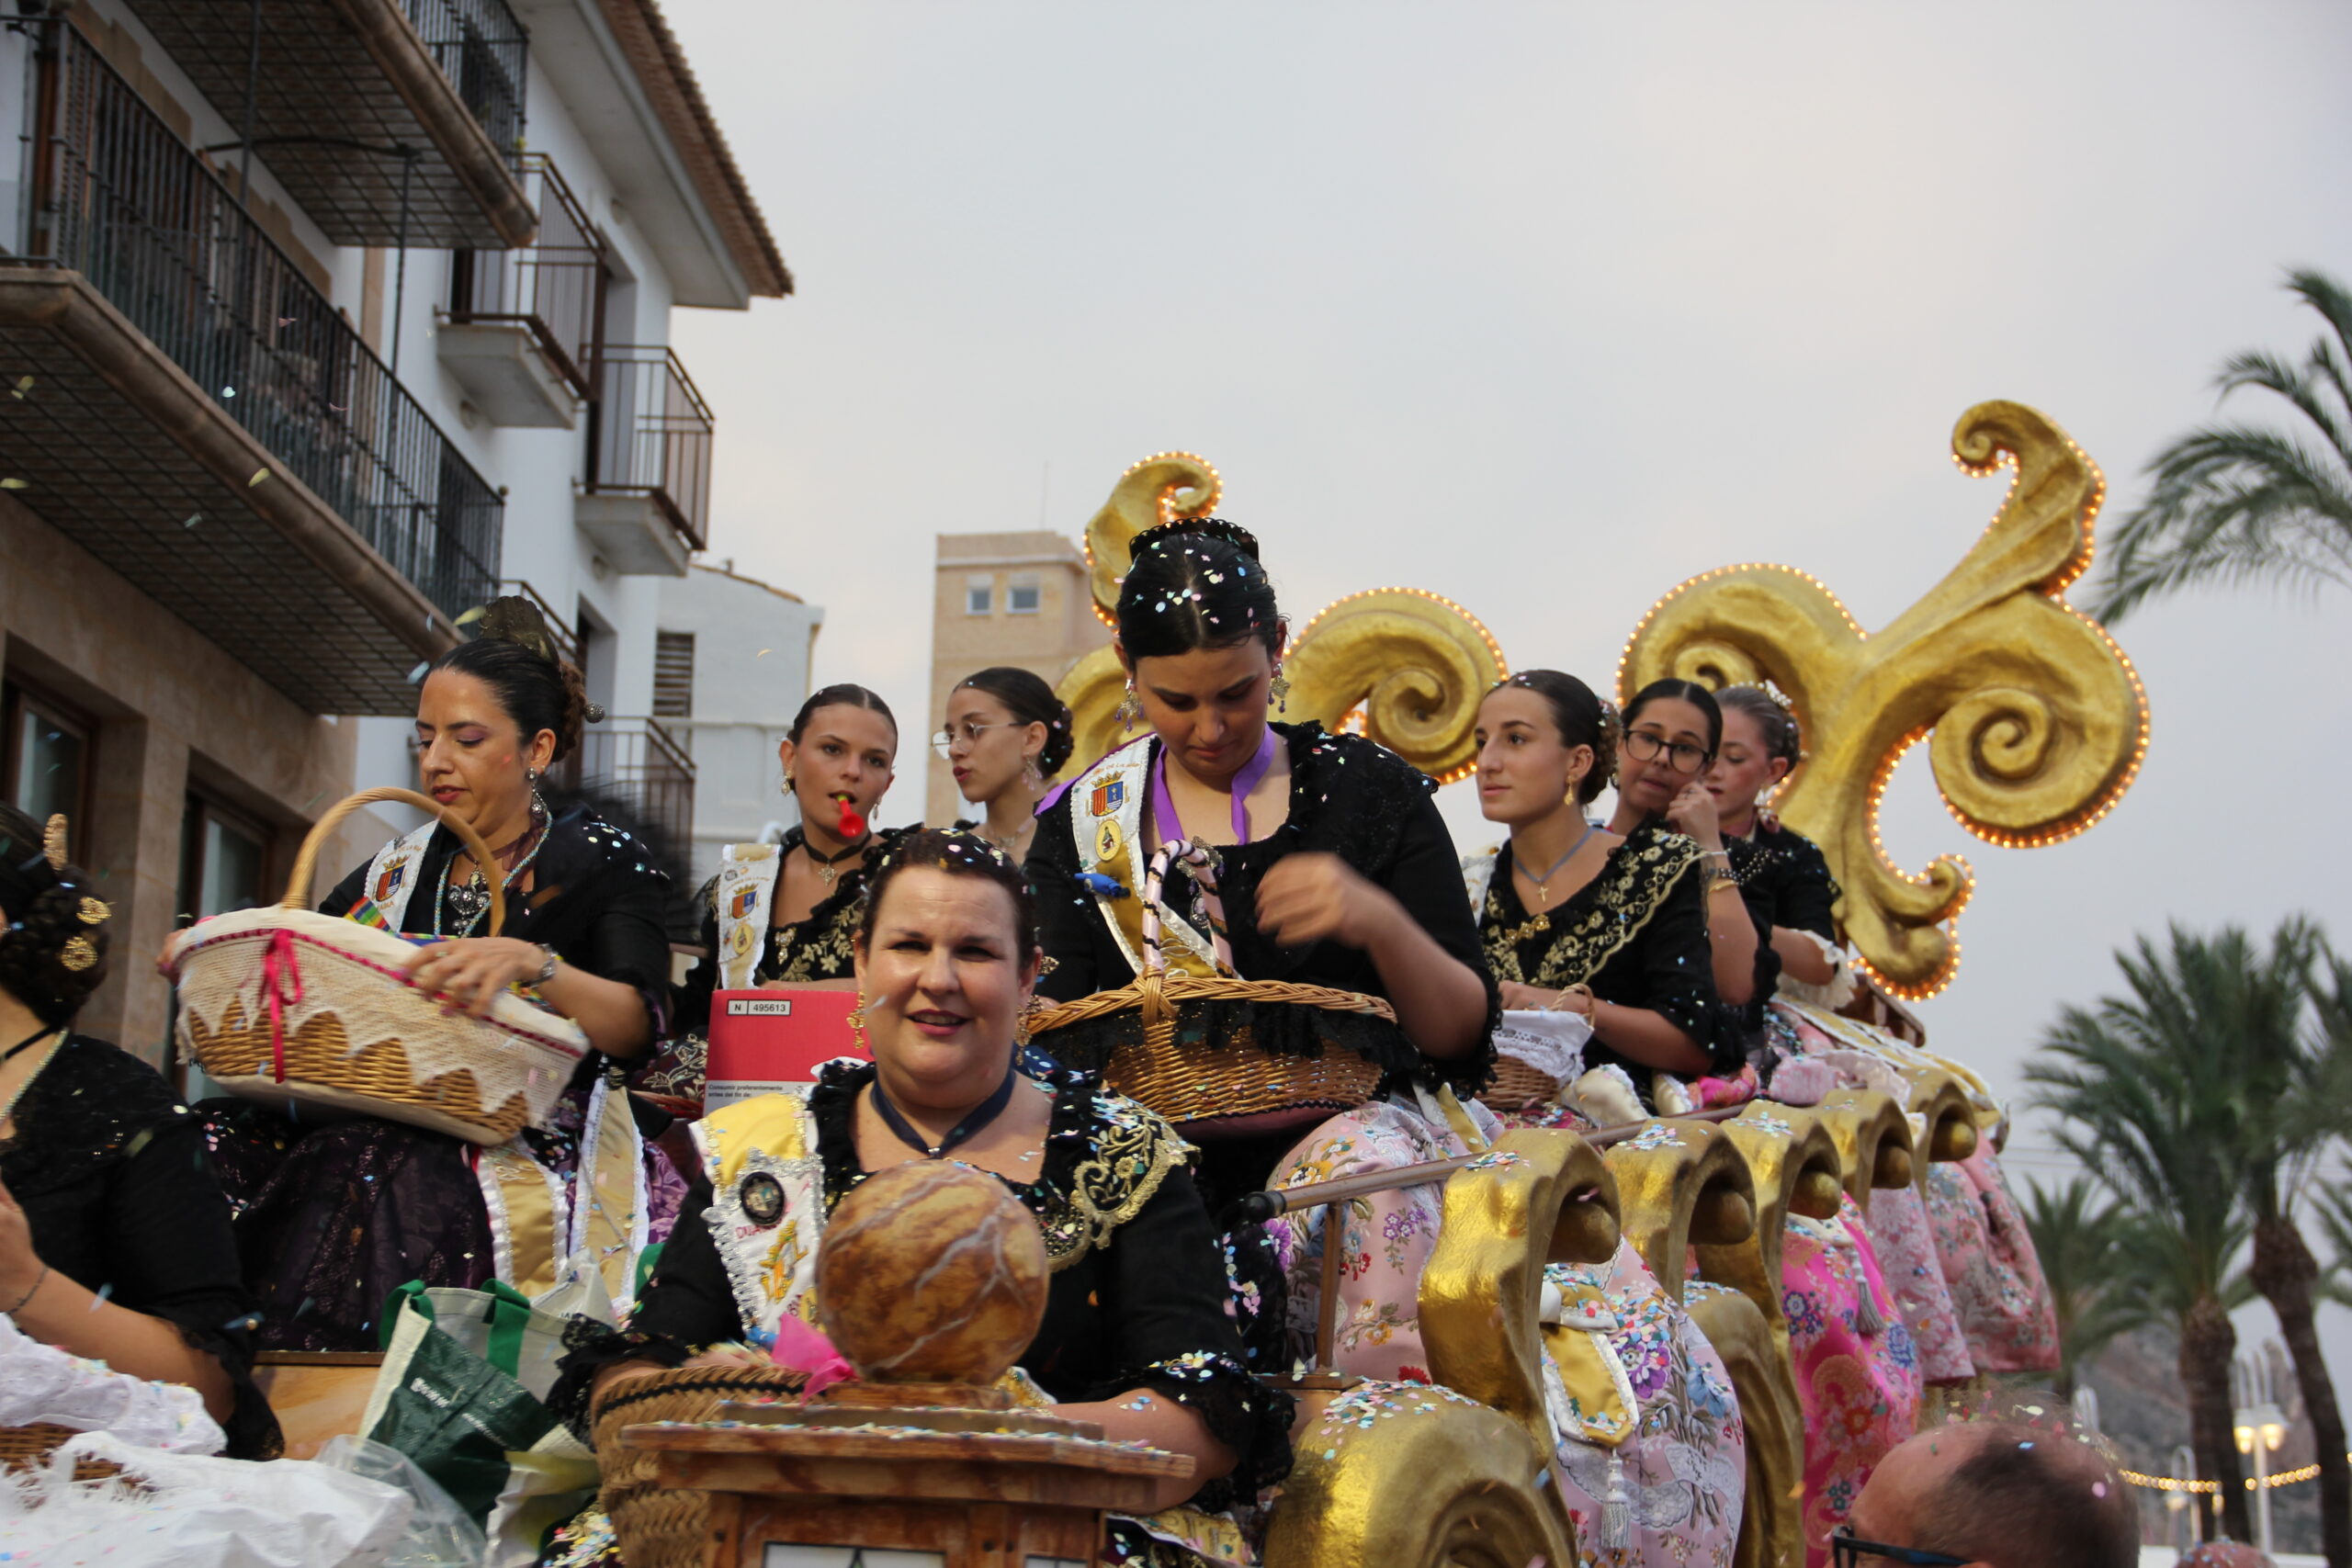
[587,344,713,551]
[449,154,603,394]
[403,0,528,163]
[554,715,696,863]
[29,22,501,616]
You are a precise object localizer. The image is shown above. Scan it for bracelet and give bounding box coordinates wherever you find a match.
[532,943,559,986]
[3,1264,48,1315]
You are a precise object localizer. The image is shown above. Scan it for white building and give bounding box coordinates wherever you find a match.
[0,0,786,1058]
[653,561,825,889]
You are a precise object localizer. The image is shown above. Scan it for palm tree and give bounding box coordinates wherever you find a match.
[2030,928,2256,1541]
[2199,923,2352,1568]
[2035,921,2352,1561]
[2019,1176,2146,1399]
[2094,269,2352,622]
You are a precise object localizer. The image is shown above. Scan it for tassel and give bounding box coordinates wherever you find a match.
[1856,1283,1884,1336]
[1602,1450,1633,1551]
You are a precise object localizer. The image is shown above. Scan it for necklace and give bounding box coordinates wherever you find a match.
[801,831,872,886]
[435,800,550,939]
[1512,821,1598,905]
[870,1067,1019,1159]
[0,1025,63,1129]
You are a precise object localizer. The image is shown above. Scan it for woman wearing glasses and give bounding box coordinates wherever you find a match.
[1466,671,1739,1100]
[1603,678,1768,1026]
[938,667,1074,866]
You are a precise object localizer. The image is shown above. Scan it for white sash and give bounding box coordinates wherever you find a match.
[1460,843,1500,913]
[356,822,437,930]
[691,1091,829,1344]
[712,842,784,992]
[1066,736,1216,976]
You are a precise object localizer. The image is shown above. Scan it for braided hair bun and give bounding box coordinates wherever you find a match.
[0,802,111,1025]
[1115,516,1282,660]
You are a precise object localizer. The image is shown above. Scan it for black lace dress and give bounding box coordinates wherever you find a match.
[5,1034,281,1458]
[1728,818,1845,1064]
[554,1060,1292,1520]
[1477,820,1739,1089]
[200,802,673,1350]
[1029,724,1499,1201]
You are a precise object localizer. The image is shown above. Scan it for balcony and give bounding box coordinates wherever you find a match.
[0,21,502,715]
[124,0,533,248]
[552,714,695,868]
[442,155,604,427]
[580,344,711,576]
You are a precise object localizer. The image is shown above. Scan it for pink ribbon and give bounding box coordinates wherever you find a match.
[767,1314,854,1395]
[260,928,304,1083]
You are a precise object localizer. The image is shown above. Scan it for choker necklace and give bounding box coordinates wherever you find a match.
[871,1067,1019,1159]
[4,1023,58,1064]
[802,831,871,886]
[1512,821,1598,905]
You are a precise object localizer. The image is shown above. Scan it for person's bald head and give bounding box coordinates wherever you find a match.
[1846,1423,2136,1568]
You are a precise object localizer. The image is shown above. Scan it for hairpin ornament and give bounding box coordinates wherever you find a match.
[42,814,67,871]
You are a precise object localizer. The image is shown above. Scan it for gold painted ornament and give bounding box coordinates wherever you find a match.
[1618,400,2148,998]
[58,934,96,971]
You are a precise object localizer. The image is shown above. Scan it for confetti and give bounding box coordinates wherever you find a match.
[757,648,771,657]
[183,513,202,528]
[221,386,236,399]
[248,468,270,487]
[407,661,430,682]
[2092,1482,2107,1497]
[0,479,26,490]
[277,316,297,326]
[10,376,29,398]
[89,1282,113,1311]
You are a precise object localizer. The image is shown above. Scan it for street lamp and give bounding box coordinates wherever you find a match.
[2165,1444,2195,1552]
[2232,1347,2290,1557]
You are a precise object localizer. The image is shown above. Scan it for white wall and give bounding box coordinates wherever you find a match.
[655,566,823,886]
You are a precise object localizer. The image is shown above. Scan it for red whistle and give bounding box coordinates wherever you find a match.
[834,794,866,840]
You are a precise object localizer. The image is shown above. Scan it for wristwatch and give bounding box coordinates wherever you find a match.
[531,943,559,985]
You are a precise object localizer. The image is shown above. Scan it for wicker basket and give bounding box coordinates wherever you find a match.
[596,1363,808,1568]
[1023,841,1392,1125]
[0,1422,126,1483]
[164,787,590,1145]
[1477,1055,1566,1111]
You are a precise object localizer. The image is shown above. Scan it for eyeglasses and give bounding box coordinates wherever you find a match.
[1623,728,1713,774]
[931,720,1022,755]
[1829,1527,1969,1568]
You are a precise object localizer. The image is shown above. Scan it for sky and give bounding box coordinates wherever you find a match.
[665,1,2352,1372]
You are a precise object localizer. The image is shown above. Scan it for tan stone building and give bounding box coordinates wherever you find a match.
[924,531,1108,825]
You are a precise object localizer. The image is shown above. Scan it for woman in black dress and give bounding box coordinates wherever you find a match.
[940,665,1073,866]
[0,804,278,1456]
[206,601,673,1349]
[554,831,1287,1565]
[1466,671,1736,1091]
[673,685,905,1039]
[1705,686,1846,1006]
[1028,519,1497,1201]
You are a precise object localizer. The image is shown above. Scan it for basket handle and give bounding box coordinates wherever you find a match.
[1137,840,1236,977]
[284,786,510,934]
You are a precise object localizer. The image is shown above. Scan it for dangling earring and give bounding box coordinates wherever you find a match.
[1114,682,1143,733]
[846,1000,868,1052]
[1023,758,1043,792]
[1269,666,1291,713]
[1014,998,1040,1047]
[526,765,540,784]
[781,773,796,795]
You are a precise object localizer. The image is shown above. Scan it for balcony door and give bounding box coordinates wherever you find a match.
[2,680,94,832]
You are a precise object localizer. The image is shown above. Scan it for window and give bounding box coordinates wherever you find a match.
[2,682,93,829]
[1006,575,1041,615]
[178,795,268,925]
[654,631,695,720]
[965,575,993,615]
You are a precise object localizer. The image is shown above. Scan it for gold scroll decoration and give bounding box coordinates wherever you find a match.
[1059,453,1508,781]
[1265,1129,1600,1568]
[1616,400,2150,998]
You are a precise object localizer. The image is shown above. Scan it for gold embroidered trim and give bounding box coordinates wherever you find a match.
[1033,1094,1193,1274]
[1483,830,1703,988]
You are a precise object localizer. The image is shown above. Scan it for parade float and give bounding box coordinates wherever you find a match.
[86,404,2144,1568]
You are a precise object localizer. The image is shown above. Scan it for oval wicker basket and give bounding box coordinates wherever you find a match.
[1476,1055,1566,1112]
[164,787,590,1145]
[596,1363,808,1568]
[1023,841,1393,1126]
[0,1421,126,1483]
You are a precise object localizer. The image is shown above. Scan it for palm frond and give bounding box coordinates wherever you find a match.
[2216,348,2352,461]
